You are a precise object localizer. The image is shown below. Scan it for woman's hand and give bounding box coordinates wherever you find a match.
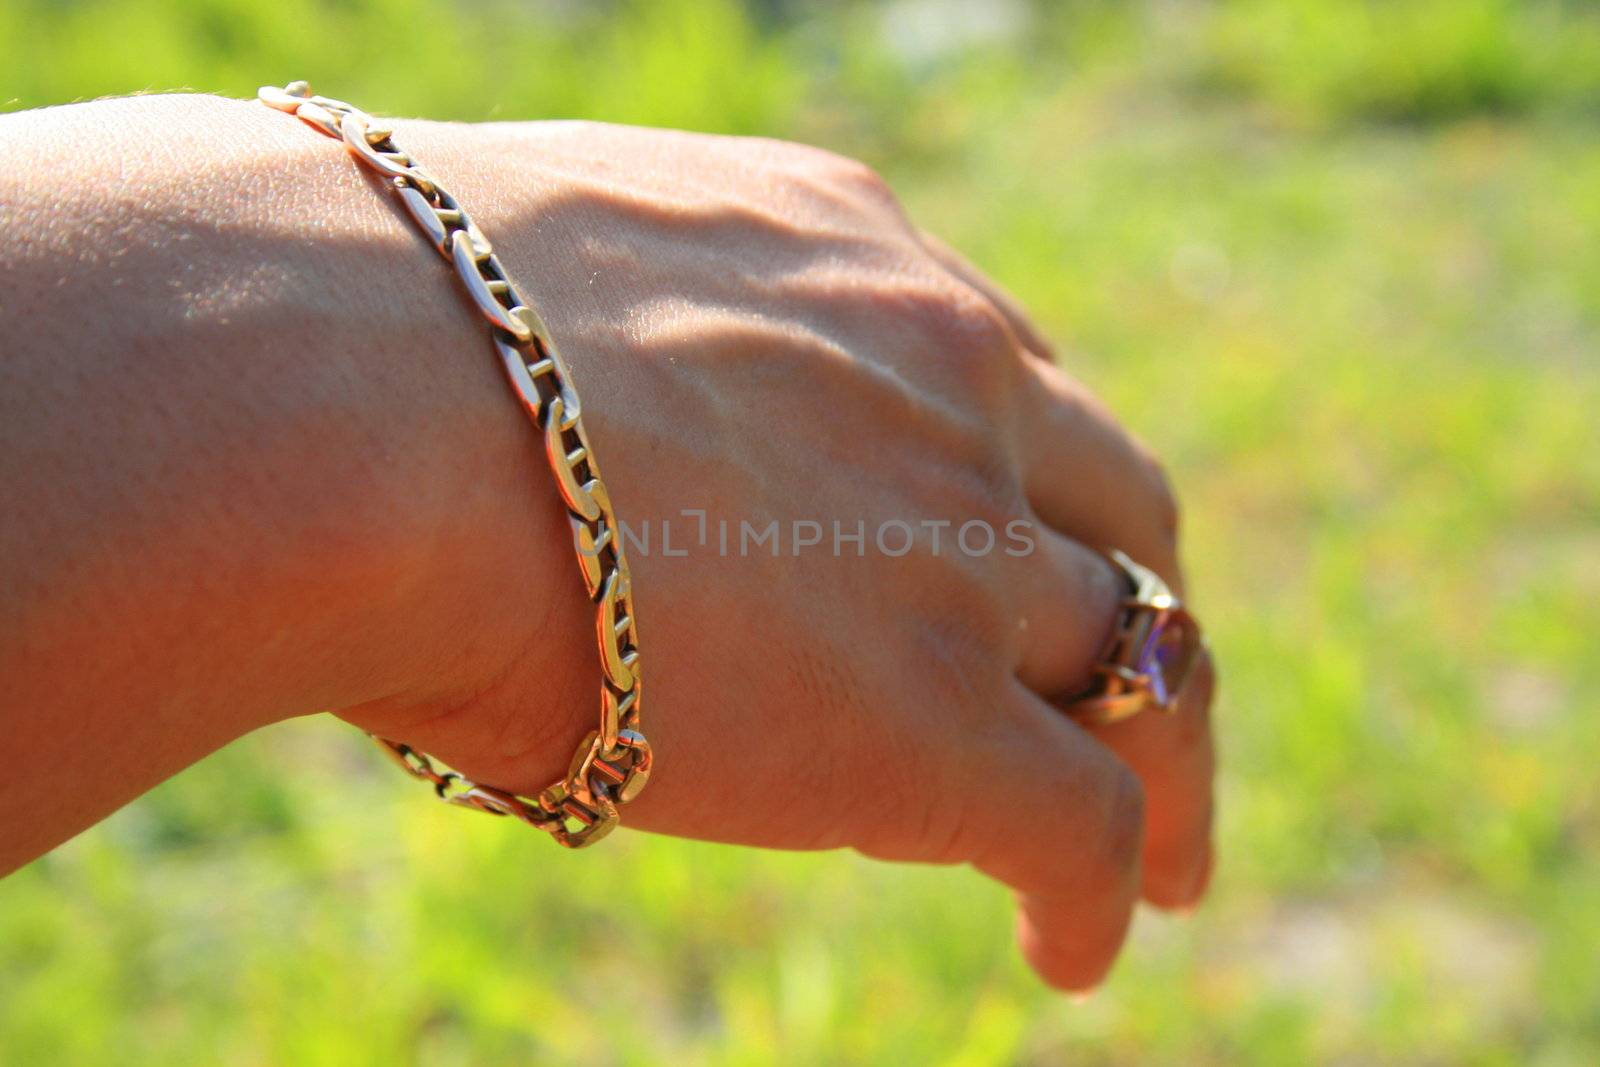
[0,95,1213,991]
[340,118,1217,991]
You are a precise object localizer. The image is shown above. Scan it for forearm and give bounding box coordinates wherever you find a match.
[0,93,584,872]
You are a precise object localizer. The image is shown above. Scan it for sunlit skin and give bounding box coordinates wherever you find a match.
[0,93,1214,992]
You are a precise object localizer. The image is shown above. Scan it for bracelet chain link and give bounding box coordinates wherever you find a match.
[258,82,650,848]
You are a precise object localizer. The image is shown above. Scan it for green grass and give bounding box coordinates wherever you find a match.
[4,1,1600,1063]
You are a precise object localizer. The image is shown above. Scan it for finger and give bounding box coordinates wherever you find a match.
[1084,650,1218,909]
[986,682,1145,991]
[920,228,1181,590]
[1016,361,1216,907]
[917,227,1177,583]
[1016,511,1217,908]
[1013,524,1122,699]
[859,679,1145,993]
[1019,357,1183,594]
[918,230,1056,362]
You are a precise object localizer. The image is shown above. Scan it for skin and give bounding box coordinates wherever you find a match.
[0,93,1214,992]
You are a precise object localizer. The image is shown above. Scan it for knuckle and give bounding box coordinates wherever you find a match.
[770,142,901,214]
[892,281,1021,401]
[1088,547,1124,620]
[920,283,1015,356]
[813,147,894,200]
[1134,445,1181,541]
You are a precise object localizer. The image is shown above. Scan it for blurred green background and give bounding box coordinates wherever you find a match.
[4,0,1599,1063]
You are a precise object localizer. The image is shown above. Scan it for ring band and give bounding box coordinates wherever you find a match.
[1060,549,1203,726]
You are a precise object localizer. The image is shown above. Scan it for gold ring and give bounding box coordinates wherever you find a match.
[1060,549,1203,726]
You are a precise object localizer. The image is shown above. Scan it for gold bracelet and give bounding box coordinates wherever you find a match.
[257,82,649,848]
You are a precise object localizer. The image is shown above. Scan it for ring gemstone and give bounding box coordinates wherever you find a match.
[1139,609,1201,711]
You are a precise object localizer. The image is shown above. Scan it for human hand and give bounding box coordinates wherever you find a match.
[335,118,1217,992]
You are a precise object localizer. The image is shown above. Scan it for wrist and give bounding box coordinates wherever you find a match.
[290,115,603,790]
